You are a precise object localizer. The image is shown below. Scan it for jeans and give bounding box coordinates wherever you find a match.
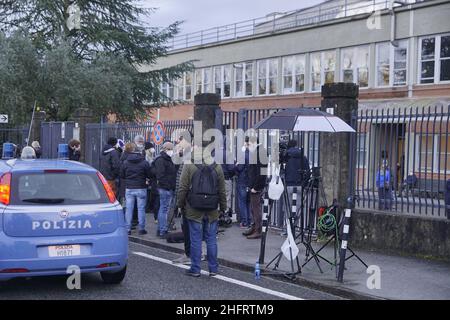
[237,184,251,226]
[225,179,233,213]
[125,188,147,231]
[158,188,174,234]
[378,187,393,210]
[187,217,218,274]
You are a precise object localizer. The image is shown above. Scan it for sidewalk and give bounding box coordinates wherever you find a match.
[129,216,450,300]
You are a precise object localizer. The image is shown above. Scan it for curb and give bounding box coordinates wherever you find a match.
[129,236,384,301]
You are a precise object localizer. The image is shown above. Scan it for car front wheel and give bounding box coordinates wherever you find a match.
[100,266,127,284]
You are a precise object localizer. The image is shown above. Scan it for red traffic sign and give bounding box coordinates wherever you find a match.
[152,120,165,145]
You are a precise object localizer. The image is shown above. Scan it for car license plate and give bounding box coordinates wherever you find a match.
[48,245,81,257]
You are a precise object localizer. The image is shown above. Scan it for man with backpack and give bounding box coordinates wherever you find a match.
[100,137,121,196]
[177,143,227,277]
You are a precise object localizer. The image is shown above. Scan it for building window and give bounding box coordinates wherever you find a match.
[393,43,408,86]
[376,40,408,87]
[282,55,305,94]
[173,77,181,100]
[234,62,253,97]
[420,34,450,84]
[376,43,390,87]
[194,68,212,94]
[195,69,202,94]
[213,65,232,98]
[307,133,319,167]
[341,46,369,88]
[161,82,168,101]
[310,50,336,92]
[257,58,278,95]
[356,133,367,168]
[439,134,450,173]
[183,72,193,100]
[416,134,450,173]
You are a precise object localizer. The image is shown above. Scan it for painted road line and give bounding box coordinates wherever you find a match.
[133,251,304,301]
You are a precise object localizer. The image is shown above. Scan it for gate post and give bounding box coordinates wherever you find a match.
[30,111,46,145]
[193,93,221,150]
[71,108,95,162]
[320,83,359,209]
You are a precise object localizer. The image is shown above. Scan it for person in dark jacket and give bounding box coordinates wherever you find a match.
[120,143,152,235]
[100,137,121,196]
[68,139,81,161]
[235,141,251,229]
[153,142,177,238]
[285,140,311,187]
[281,141,311,226]
[120,142,139,229]
[245,137,268,239]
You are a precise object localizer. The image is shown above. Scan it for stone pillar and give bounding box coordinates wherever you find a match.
[320,83,358,208]
[30,111,46,144]
[194,93,221,131]
[71,108,95,162]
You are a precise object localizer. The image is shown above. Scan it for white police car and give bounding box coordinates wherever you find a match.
[0,143,128,284]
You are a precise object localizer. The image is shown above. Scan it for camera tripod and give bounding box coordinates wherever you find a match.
[265,167,326,277]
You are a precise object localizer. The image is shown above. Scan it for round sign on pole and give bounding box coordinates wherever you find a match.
[152,120,165,146]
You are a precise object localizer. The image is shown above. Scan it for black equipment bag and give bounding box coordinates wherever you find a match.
[166,232,184,243]
[188,164,219,211]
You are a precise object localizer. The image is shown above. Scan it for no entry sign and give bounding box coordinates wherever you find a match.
[152,120,165,145]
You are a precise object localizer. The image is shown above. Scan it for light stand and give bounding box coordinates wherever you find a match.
[264,164,302,279]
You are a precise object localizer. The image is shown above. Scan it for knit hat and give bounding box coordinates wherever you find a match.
[162,142,174,151]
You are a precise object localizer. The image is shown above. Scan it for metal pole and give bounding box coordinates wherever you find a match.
[27,100,37,146]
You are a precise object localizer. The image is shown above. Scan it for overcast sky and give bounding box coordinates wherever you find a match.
[142,0,324,34]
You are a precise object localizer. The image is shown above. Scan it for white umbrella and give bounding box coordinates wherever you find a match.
[253,108,355,132]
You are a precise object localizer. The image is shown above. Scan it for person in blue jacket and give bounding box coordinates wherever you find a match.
[376,162,393,210]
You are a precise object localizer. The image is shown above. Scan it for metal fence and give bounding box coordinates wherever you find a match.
[0,126,29,156]
[84,120,193,170]
[83,103,449,223]
[354,105,450,219]
[168,0,422,51]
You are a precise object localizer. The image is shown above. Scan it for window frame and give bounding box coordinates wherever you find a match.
[418,33,450,85]
[234,62,254,98]
[415,134,450,174]
[310,50,337,92]
[356,133,368,169]
[213,65,232,99]
[282,54,306,94]
[194,68,212,95]
[341,45,370,89]
[375,40,409,88]
[257,58,279,96]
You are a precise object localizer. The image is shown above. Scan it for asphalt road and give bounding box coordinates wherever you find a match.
[0,242,341,300]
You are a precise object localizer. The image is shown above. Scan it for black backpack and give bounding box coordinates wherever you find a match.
[188,164,219,211]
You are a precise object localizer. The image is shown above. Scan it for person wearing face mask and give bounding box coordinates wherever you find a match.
[144,141,159,221]
[134,135,146,156]
[152,141,177,238]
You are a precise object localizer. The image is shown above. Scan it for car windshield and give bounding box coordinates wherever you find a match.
[11,172,109,205]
